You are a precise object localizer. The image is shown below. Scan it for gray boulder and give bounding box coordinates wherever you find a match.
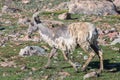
[113,0,120,11]
[68,0,118,15]
[19,46,47,56]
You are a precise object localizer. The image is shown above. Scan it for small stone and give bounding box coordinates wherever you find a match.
[40,71,44,73]
[83,55,88,60]
[21,65,28,70]
[32,67,37,71]
[2,5,8,13]
[29,72,33,75]
[83,71,98,79]
[53,60,57,63]
[0,14,2,17]
[79,52,83,55]
[48,3,52,6]
[111,37,120,45]
[75,62,81,68]
[5,20,11,24]
[0,61,16,67]
[22,0,31,4]
[58,12,71,20]
[18,16,30,25]
[58,71,70,76]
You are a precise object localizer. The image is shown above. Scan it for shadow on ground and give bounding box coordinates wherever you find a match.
[88,59,120,72]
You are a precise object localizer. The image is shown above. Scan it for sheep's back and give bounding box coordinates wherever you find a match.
[68,22,98,45]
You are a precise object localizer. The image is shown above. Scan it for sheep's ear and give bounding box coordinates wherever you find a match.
[27,19,31,23]
[34,16,41,24]
[30,47,34,50]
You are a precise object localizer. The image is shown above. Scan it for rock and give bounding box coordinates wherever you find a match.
[41,76,49,80]
[24,77,33,80]
[111,47,119,51]
[0,36,9,46]
[2,5,8,13]
[56,2,69,10]
[4,0,14,7]
[31,67,37,71]
[79,52,83,55]
[2,5,21,13]
[20,65,28,70]
[83,71,98,79]
[110,28,116,32]
[113,0,120,11]
[22,0,31,4]
[107,31,118,41]
[5,20,11,24]
[58,71,70,79]
[83,55,88,60]
[59,71,70,76]
[110,37,120,45]
[17,16,30,26]
[58,12,71,20]
[48,3,53,6]
[74,62,81,68]
[0,61,16,67]
[19,46,47,56]
[44,2,69,12]
[68,0,118,15]
[0,13,2,17]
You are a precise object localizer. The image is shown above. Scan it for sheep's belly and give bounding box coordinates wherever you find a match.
[54,37,76,51]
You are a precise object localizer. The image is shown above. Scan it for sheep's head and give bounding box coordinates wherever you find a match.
[27,11,41,38]
[34,15,41,24]
[32,11,41,24]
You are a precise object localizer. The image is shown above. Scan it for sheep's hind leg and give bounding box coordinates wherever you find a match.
[44,47,57,68]
[81,51,95,71]
[62,51,79,72]
[80,44,95,71]
[97,50,103,73]
[90,43,104,73]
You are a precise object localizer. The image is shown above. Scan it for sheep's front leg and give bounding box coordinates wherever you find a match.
[62,51,78,72]
[44,47,57,68]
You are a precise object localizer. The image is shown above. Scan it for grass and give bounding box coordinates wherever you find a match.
[0,41,120,80]
[0,0,120,80]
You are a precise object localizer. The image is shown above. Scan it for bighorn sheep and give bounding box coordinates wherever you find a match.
[27,12,103,73]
